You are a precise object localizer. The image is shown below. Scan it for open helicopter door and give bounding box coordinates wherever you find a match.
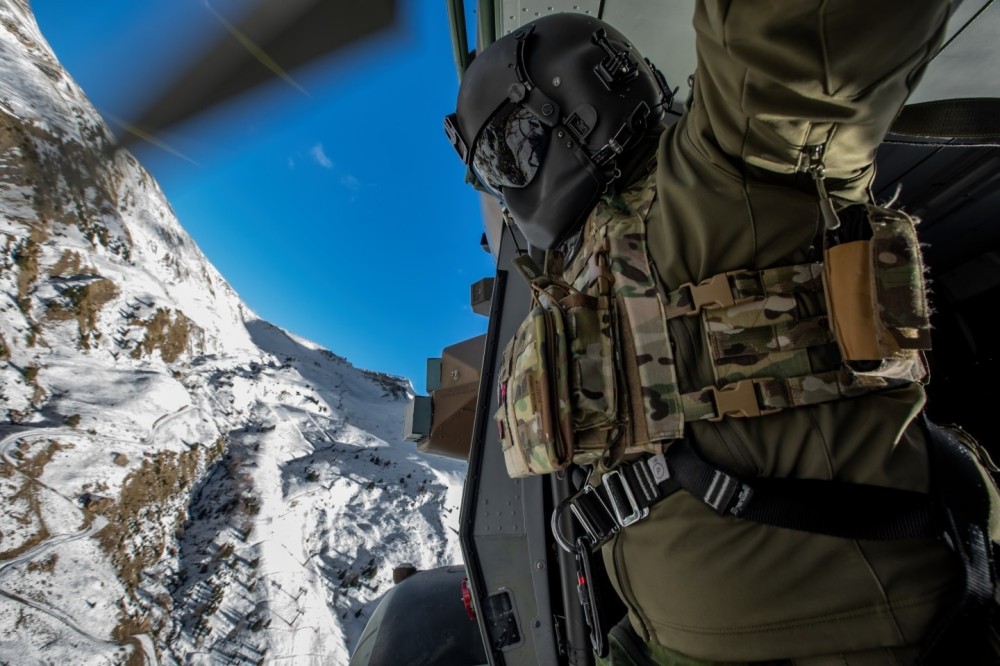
[458,215,597,665]
[451,2,698,664]
[444,1,1000,665]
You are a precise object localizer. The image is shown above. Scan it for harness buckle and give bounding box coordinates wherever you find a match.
[570,485,618,545]
[708,380,780,421]
[681,273,736,315]
[553,484,619,553]
[603,469,650,527]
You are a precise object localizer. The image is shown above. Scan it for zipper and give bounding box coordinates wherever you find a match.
[804,144,841,231]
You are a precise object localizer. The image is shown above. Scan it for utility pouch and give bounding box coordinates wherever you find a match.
[560,187,684,456]
[565,290,622,465]
[496,256,625,478]
[562,257,623,465]
[823,204,930,383]
[564,291,618,430]
[496,287,574,478]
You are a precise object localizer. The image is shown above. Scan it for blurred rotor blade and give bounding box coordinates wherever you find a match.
[122,0,396,143]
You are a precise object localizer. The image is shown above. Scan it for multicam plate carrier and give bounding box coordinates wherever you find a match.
[495,172,932,479]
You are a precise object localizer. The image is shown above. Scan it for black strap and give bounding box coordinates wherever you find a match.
[562,422,999,660]
[567,440,942,549]
[735,476,939,541]
[886,97,1000,147]
[918,416,997,664]
[669,441,940,540]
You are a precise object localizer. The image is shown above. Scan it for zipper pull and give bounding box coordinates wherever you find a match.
[806,145,841,231]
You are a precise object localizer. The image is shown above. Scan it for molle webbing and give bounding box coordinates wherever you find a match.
[607,203,684,445]
[666,264,876,420]
[562,173,686,448]
[555,175,925,455]
[665,260,907,424]
[663,263,825,319]
[678,370,872,422]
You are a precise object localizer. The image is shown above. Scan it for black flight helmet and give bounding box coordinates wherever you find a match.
[444,13,672,249]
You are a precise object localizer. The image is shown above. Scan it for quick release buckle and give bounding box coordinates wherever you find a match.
[553,458,669,554]
[570,485,618,545]
[708,380,780,421]
[554,484,619,553]
[603,469,649,528]
[680,273,737,315]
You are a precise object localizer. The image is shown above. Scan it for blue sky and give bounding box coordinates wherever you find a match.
[33,0,493,394]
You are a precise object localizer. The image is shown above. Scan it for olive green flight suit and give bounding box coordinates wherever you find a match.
[599,1,975,663]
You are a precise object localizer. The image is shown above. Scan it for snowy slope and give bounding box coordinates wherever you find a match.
[0,1,465,663]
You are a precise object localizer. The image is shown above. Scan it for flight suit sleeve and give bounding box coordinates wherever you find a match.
[685,0,952,200]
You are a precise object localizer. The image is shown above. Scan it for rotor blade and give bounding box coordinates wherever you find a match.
[121,0,396,143]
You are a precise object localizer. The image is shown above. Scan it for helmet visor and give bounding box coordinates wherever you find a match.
[472,103,548,196]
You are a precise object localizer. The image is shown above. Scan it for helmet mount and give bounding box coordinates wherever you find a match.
[592,29,639,90]
[447,13,673,249]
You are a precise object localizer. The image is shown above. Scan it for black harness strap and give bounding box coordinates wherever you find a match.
[559,419,999,661]
[734,475,939,541]
[564,439,942,550]
[889,98,1000,144]
[918,416,997,664]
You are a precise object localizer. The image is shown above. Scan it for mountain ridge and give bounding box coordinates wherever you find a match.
[0,2,463,663]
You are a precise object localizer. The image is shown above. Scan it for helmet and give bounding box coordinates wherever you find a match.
[444,13,673,249]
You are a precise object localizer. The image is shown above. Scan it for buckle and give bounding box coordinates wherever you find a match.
[681,273,735,315]
[554,485,619,553]
[708,380,780,421]
[603,469,649,527]
[570,485,618,545]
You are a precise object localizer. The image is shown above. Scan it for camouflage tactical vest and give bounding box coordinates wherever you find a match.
[495,171,932,478]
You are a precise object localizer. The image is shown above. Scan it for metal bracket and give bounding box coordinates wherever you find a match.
[603,469,649,527]
[553,485,608,553]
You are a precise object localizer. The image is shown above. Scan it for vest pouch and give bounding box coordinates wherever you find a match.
[495,290,575,479]
[823,205,930,384]
[563,291,622,465]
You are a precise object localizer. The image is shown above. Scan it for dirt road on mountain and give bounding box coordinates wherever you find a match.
[0,425,165,665]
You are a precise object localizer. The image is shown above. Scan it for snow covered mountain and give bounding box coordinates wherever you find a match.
[0,1,465,663]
